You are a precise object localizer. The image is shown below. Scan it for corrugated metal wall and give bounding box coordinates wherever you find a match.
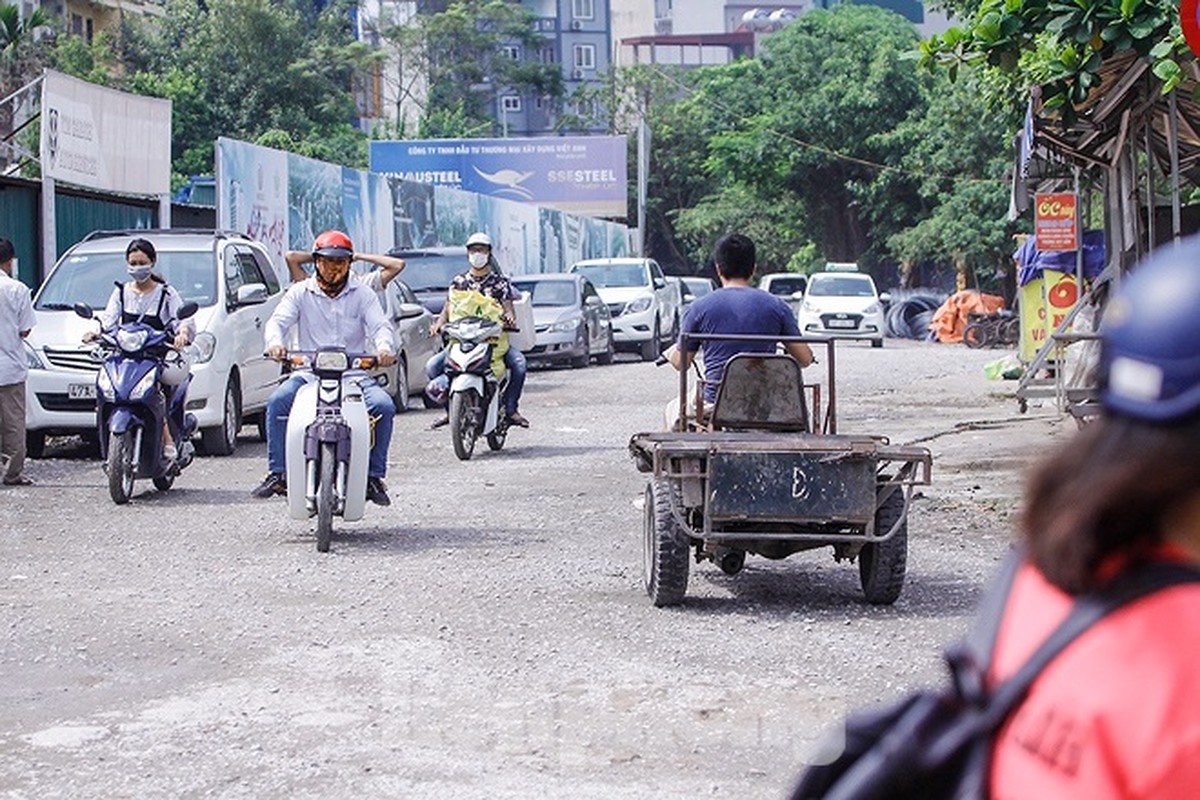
[55,193,155,261]
[0,178,40,289]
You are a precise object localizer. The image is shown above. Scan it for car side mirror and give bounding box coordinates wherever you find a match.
[790,290,805,301]
[585,295,601,306]
[73,302,94,319]
[879,292,891,303]
[653,277,666,290]
[178,301,200,320]
[397,302,425,320]
[234,283,268,307]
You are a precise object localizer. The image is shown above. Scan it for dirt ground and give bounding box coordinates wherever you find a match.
[0,338,1067,798]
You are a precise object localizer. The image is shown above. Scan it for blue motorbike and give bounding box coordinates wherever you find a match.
[75,302,199,504]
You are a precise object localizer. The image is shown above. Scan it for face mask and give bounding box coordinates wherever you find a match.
[128,265,153,283]
[315,261,350,296]
[468,252,489,269]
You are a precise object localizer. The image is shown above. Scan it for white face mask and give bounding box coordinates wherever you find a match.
[468,251,489,269]
[128,265,153,283]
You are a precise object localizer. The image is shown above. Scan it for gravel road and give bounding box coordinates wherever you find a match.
[0,338,1066,798]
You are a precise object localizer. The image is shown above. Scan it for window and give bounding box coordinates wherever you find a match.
[501,95,522,113]
[85,18,93,43]
[572,0,595,20]
[503,45,520,60]
[574,98,596,118]
[541,47,556,64]
[573,44,596,70]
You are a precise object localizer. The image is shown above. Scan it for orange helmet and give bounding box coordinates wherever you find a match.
[313,230,353,259]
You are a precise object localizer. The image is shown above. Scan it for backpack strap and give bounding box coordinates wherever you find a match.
[979,559,1200,730]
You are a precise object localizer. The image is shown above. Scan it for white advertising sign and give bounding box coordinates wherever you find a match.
[40,70,172,195]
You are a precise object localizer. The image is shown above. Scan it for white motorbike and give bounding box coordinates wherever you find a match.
[443,317,512,461]
[282,349,376,552]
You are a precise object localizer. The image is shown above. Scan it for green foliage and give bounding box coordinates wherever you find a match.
[48,31,119,86]
[0,3,50,93]
[920,0,1182,125]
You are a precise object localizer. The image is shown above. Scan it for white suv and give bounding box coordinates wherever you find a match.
[569,258,681,361]
[25,229,285,456]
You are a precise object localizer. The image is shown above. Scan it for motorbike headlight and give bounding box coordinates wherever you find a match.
[627,296,653,314]
[97,366,115,401]
[131,369,158,401]
[191,332,217,364]
[24,341,45,370]
[549,318,580,333]
[116,328,150,353]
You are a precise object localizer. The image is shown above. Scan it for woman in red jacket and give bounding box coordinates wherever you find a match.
[989,240,1200,798]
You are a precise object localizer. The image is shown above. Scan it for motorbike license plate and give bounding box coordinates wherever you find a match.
[827,319,857,329]
[68,383,96,400]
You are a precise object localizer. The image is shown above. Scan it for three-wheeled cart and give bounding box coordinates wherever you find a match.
[629,334,932,606]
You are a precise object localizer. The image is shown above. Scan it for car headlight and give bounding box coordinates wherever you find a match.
[191,332,217,364]
[131,369,158,401]
[801,300,820,313]
[24,341,45,370]
[627,296,653,314]
[548,318,580,333]
[864,302,881,314]
[97,366,115,401]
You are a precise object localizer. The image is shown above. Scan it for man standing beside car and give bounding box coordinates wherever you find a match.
[669,233,814,420]
[0,237,36,486]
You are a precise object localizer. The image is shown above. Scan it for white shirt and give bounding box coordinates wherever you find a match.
[97,281,197,341]
[265,275,395,355]
[0,269,36,387]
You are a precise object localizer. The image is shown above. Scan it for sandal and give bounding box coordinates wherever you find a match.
[507,412,530,428]
[3,475,33,486]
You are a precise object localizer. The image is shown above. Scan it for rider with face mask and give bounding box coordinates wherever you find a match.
[427,232,529,429]
[83,238,196,458]
[252,231,398,505]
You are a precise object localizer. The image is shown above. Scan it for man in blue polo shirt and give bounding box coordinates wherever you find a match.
[669,233,814,414]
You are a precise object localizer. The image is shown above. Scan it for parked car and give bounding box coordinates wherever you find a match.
[25,229,285,457]
[569,257,681,361]
[385,246,468,315]
[797,271,889,348]
[362,275,439,410]
[510,274,614,368]
[682,276,717,302]
[758,272,809,315]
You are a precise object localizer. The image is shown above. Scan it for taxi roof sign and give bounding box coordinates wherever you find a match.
[825,261,859,272]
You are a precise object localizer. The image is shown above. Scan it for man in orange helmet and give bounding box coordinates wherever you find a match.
[253,231,398,505]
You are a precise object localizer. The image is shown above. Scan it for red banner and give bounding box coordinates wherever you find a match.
[1034,193,1078,251]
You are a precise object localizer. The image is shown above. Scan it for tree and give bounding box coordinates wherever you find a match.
[379,0,564,138]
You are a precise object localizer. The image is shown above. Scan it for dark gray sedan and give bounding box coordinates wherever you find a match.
[511,274,614,368]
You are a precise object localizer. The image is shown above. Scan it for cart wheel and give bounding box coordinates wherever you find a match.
[643,478,689,607]
[859,487,908,605]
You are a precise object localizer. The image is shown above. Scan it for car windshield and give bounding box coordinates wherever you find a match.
[397,256,468,292]
[807,276,875,298]
[35,250,217,310]
[765,277,806,295]
[573,264,647,289]
[684,279,714,298]
[512,280,578,307]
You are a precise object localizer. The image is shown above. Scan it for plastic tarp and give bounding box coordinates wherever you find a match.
[929,290,1006,343]
[1014,231,1106,287]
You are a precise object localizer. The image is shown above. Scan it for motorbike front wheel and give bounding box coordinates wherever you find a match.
[316,441,336,552]
[450,390,479,461]
[107,430,135,505]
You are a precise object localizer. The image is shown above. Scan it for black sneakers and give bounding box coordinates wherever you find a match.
[251,472,287,498]
[366,476,391,506]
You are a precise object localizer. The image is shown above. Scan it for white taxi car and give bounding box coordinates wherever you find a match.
[797,270,889,348]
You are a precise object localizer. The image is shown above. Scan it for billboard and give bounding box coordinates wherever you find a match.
[370,136,628,219]
[216,137,631,283]
[39,70,172,195]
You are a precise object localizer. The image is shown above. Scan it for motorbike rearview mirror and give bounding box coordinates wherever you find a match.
[178,301,200,320]
[73,302,94,319]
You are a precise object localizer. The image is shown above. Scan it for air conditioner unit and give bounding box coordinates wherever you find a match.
[570,20,582,30]
[571,69,584,79]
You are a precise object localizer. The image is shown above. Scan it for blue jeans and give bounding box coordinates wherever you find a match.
[425,347,525,415]
[266,373,395,478]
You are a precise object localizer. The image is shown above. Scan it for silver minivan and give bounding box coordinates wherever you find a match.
[25,229,285,456]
